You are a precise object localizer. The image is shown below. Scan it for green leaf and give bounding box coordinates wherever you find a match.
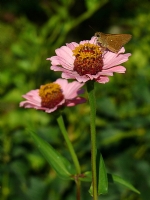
[89,153,108,196]
[97,154,108,195]
[30,131,72,180]
[108,173,140,194]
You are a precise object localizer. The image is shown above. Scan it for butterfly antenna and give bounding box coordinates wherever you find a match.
[88,25,96,32]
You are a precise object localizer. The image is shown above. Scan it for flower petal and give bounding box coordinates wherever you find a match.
[96,76,110,84]
[66,42,78,50]
[65,97,86,106]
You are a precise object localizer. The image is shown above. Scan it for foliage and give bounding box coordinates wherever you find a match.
[1,0,150,199]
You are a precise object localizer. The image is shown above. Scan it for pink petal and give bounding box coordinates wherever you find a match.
[51,65,66,72]
[55,78,84,99]
[61,71,80,80]
[66,42,78,50]
[65,97,86,106]
[47,56,61,65]
[55,46,74,62]
[96,76,110,83]
[21,90,41,106]
[103,52,131,69]
[63,73,90,83]
[64,82,84,99]
[101,66,126,74]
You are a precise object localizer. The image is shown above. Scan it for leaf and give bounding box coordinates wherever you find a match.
[89,153,108,196]
[97,154,108,195]
[30,131,72,180]
[108,173,140,194]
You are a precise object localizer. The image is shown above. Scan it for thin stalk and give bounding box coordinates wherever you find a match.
[86,81,98,200]
[57,114,81,200]
[57,114,81,175]
[75,177,81,200]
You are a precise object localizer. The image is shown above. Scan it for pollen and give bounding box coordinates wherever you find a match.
[73,43,103,76]
[39,83,64,109]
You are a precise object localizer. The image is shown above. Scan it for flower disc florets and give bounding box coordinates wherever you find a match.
[39,83,64,109]
[73,43,103,76]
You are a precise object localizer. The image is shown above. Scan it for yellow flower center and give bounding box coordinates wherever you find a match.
[39,83,64,109]
[72,43,103,76]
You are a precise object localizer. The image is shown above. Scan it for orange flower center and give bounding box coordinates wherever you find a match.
[39,83,64,109]
[72,43,103,76]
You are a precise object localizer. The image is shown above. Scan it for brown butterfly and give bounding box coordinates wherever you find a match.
[95,32,132,53]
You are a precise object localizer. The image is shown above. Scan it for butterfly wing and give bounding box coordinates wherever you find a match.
[95,32,132,53]
[106,34,132,53]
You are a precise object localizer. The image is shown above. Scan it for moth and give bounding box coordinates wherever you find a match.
[95,32,132,53]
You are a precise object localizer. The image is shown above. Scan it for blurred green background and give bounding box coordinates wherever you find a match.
[1,0,150,199]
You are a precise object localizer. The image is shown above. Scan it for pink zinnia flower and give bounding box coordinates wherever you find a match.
[47,37,131,83]
[20,79,86,113]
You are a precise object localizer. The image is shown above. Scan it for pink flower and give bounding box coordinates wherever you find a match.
[20,79,86,113]
[47,37,131,83]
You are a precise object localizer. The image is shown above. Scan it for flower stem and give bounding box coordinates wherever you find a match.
[57,114,81,200]
[57,114,81,175]
[86,81,98,200]
[75,177,81,200]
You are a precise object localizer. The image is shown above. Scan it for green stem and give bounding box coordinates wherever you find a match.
[56,114,81,175]
[57,114,81,200]
[86,81,98,200]
[75,177,81,200]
